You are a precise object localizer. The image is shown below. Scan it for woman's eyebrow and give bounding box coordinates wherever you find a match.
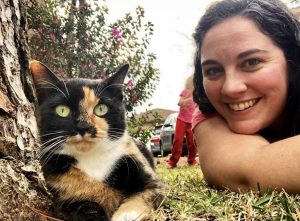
[201,59,218,67]
[201,49,268,66]
[237,49,268,59]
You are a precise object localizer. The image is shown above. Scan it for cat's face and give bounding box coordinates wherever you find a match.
[30,61,129,153]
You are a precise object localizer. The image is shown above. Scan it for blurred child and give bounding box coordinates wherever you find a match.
[167,75,198,168]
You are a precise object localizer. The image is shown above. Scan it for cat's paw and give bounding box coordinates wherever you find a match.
[111,211,143,221]
[67,200,110,221]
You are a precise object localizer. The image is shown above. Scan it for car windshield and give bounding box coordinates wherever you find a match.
[154,126,162,134]
[164,113,177,125]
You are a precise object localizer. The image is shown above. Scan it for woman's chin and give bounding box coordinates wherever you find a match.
[227,122,261,135]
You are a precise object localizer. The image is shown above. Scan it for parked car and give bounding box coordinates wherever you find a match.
[150,125,163,157]
[159,113,187,156]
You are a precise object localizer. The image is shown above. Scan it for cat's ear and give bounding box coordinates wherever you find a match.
[109,64,129,85]
[29,60,64,103]
[103,64,129,100]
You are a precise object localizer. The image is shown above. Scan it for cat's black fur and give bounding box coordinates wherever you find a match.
[30,61,164,221]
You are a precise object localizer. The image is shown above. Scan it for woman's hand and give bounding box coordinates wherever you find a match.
[178,96,193,107]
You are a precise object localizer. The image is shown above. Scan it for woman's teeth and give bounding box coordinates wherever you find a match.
[228,99,258,111]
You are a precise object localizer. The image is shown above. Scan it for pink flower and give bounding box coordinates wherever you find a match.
[111,28,122,40]
[50,33,57,42]
[81,64,86,71]
[90,63,96,71]
[126,80,133,89]
[131,93,138,102]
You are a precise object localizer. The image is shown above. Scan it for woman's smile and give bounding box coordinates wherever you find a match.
[226,98,260,112]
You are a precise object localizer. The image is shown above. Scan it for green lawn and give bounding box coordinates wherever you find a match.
[151,164,300,220]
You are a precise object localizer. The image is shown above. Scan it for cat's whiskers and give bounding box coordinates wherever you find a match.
[90,135,128,152]
[107,134,126,141]
[107,130,125,135]
[93,132,107,140]
[38,80,69,99]
[40,141,63,160]
[39,135,67,148]
[95,81,104,97]
[40,139,66,167]
[119,154,141,188]
[63,81,70,98]
[106,129,126,139]
[125,154,140,172]
[40,139,65,157]
[107,127,126,134]
[98,96,112,102]
[40,134,67,148]
[94,128,124,140]
[39,134,68,160]
[108,127,125,132]
[40,131,68,138]
[122,156,130,182]
[40,143,66,164]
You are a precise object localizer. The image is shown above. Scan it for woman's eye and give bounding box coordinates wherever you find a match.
[243,59,261,68]
[203,67,224,79]
[94,104,108,117]
[55,105,71,117]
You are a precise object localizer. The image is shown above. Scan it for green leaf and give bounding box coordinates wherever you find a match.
[252,194,272,209]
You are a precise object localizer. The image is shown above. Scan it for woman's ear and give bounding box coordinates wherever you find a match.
[29,60,64,103]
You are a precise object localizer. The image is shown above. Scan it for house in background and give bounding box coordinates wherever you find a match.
[150,108,178,122]
[136,108,177,128]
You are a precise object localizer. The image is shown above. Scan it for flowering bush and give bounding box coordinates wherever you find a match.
[26,0,161,142]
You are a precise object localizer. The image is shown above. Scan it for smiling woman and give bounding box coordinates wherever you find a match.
[192,0,300,194]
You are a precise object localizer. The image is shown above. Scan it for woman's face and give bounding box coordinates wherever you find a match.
[200,16,288,134]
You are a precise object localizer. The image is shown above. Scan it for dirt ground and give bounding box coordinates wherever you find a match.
[154,154,199,168]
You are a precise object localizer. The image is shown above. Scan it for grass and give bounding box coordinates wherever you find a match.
[151,162,300,221]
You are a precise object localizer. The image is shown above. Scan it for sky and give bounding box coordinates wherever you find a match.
[106,0,212,112]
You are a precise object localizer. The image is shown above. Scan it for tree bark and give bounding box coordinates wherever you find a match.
[0,0,51,220]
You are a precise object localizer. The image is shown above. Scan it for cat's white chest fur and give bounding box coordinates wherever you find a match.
[60,134,129,181]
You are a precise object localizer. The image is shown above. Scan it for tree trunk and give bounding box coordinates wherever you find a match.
[0,0,51,220]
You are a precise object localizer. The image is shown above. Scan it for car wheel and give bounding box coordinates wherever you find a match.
[152,151,158,157]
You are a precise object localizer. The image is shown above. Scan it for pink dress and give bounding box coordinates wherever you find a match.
[177,89,197,123]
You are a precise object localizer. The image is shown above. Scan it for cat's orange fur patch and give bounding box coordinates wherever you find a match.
[81,87,99,114]
[80,87,109,137]
[48,167,121,216]
[29,60,45,75]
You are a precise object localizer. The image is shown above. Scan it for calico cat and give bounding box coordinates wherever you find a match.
[29,61,164,221]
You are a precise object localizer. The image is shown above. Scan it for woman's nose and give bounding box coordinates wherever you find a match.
[221,72,247,97]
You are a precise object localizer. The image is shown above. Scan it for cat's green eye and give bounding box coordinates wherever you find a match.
[94,104,108,117]
[55,105,71,117]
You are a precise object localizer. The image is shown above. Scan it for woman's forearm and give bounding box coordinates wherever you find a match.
[194,116,300,193]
